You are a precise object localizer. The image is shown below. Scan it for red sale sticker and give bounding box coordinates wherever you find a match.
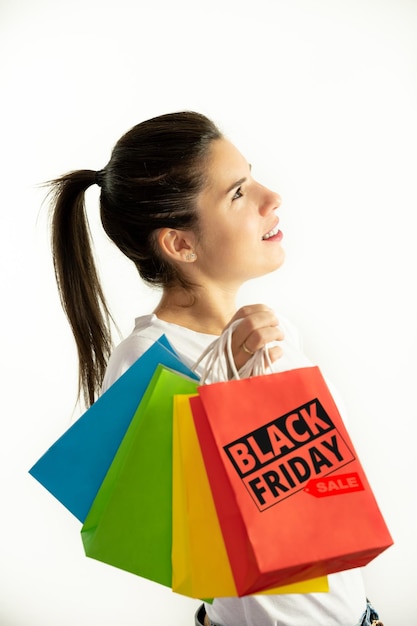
[304,472,365,498]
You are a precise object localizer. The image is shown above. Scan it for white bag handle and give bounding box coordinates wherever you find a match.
[192,319,273,384]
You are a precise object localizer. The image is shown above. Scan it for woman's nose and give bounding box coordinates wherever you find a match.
[259,185,281,215]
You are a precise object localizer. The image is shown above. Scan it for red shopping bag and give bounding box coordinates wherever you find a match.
[190,366,393,597]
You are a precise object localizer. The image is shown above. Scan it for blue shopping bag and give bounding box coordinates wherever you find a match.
[29,335,199,522]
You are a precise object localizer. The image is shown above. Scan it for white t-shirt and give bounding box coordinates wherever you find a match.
[103,313,367,626]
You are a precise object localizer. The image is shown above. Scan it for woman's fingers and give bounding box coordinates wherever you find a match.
[228,305,285,370]
[235,324,284,357]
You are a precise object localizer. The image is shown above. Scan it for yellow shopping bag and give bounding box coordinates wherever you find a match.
[172,394,328,599]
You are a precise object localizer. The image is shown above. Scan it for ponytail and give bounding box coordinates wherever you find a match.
[48,170,114,407]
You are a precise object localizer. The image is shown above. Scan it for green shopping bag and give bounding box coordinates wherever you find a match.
[81,365,198,587]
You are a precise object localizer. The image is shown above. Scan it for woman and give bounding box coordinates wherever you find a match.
[48,111,382,626]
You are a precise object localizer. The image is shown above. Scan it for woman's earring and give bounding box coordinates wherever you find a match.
[185,252,197,262]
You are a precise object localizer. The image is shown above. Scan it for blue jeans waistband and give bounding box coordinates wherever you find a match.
[357,599,383,626]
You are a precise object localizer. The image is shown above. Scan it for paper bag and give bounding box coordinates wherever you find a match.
[191,366,393,596]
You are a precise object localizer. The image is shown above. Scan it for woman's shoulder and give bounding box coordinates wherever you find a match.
[102,315,166,391]
[102,313,216,391]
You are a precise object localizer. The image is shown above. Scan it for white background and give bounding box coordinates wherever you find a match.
[1,0,416,624]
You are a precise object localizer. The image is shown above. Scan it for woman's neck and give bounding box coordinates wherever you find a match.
[153,285,238,336]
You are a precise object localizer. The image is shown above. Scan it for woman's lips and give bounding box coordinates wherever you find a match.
[262,222,282,241]
[263,229,283,242]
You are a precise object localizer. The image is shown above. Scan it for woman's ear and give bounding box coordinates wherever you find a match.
[156,228,198,263]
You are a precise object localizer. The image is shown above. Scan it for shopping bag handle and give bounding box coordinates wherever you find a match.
[192,320,274,384]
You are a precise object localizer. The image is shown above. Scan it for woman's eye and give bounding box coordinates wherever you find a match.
[232,186,243,201]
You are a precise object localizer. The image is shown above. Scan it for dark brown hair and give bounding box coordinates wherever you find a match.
[48,111,223,406]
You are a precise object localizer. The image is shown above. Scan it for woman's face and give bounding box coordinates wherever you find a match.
[193,138,284,287]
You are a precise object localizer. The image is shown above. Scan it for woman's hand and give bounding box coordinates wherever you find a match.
[227,304,284,371]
